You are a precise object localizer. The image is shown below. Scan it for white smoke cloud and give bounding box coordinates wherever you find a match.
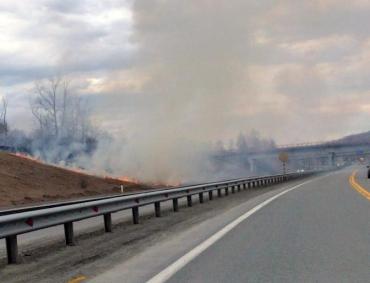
[3,0,370,182]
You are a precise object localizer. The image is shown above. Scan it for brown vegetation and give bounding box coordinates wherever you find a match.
[0,152,150,208]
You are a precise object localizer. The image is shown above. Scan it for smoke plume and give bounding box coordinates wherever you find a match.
[84,0,274,183]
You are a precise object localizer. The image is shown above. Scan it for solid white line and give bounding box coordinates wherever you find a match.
[146,176,325,283]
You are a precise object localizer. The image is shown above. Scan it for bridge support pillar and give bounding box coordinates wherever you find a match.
[249,158,257,173]
[329,152,336,167]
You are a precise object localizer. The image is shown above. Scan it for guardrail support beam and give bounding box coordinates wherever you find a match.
[208,191,213,200]
[104,213,112,233]
[155,202,161,217]
[6,235,18,264]
[132,207,139,224]
[199,193,204,203]
[173,198,179,212]
[64,222,75,246]
[187,195,192,207]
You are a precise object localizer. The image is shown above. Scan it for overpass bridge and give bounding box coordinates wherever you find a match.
[215,142,370,173]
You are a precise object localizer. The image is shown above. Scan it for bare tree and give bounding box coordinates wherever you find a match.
[30,76,97,163]
[31,77,62,137]
[0,97,8,136]
[31,77,93,142]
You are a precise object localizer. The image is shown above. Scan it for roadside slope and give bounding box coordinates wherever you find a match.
[0,152,150,208]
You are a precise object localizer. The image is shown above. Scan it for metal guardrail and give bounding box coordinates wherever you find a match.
[0,172,313,264]
[0,177,260,216]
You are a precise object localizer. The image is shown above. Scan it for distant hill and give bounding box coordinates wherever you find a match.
[331,131,370,145]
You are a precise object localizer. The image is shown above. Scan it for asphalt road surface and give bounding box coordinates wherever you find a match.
[91,167,369,283]
[165,168,370,283]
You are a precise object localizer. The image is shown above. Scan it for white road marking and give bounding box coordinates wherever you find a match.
[146,175,327,283]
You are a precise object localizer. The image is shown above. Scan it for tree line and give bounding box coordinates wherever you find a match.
[0,77,98,164]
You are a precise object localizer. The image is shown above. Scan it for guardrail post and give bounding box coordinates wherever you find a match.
[225,187,229,196]
[208,191,213,200]
[155,202,161,217]
[199,193,204,203]
[247,182,251,189]
[187,195,192,207]
[217,188,222,197]
[104,213,112,232]
[6,235,18,264]
[132,207,139,224]
[64,222,75,246]
[238,185,241,192]
[231,186,235,194]
[173,198,179,212]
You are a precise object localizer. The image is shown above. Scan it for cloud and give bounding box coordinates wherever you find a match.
[0,0,133,85]
[1,0,370,163]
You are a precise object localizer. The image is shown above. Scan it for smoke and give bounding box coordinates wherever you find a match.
[79,0,275,184]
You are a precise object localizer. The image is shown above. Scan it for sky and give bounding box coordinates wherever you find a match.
[1,0,370,145]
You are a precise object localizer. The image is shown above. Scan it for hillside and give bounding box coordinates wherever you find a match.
[0,152,151,208]
[333,131,370,145]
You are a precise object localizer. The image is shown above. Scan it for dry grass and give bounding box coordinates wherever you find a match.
[0,152,150,208]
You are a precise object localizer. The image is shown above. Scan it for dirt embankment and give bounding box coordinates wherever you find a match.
[0,152,150,208]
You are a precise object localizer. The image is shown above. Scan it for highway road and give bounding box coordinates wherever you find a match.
[90,167,369,283]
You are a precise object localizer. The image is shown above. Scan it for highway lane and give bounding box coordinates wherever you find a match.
[88,172,329,283]
[165,167,370,283]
